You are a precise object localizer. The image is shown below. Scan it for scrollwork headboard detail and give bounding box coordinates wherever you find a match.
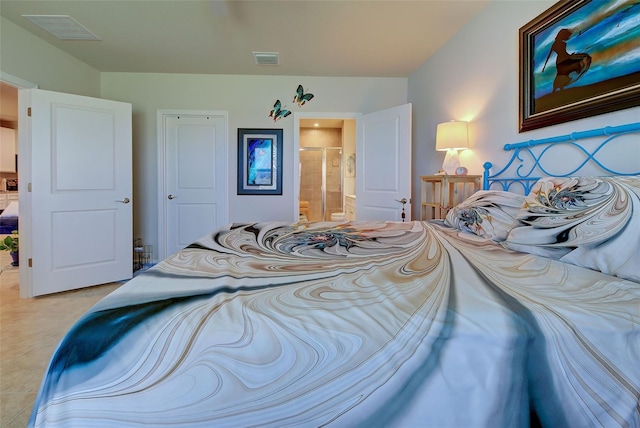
[483,122,640,193]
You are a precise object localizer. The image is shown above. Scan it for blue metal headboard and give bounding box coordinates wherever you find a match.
[483,122,640,193]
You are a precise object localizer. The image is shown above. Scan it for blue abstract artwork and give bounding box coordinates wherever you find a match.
[237,128,283,195]
[247,138,273,186]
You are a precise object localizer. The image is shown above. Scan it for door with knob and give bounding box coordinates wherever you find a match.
[28,89,132,296]
[160,112,228,258]
[356,103,412,221]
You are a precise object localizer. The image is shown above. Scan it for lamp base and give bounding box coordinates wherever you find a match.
[440,149,461,175]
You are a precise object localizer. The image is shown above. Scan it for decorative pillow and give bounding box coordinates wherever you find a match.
[504,175,640,282]
[445,190,525,241]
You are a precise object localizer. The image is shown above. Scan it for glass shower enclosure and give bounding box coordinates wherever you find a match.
[299,147,343,222]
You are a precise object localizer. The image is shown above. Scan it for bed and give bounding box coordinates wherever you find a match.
[29,123,640,427]
[0,200,18,234]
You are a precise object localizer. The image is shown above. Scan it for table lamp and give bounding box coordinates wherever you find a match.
[435,120,469,175]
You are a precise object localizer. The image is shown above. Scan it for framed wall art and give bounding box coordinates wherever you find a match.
[519,0,640,132]
[237,128,283,195]
[345,154,355,178]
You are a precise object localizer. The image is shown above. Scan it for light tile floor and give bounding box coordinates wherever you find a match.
[0,249,123,427]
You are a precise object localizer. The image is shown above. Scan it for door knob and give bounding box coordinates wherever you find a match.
[168,194,177,200]
[115,197,130,204]
[396,198,408,222]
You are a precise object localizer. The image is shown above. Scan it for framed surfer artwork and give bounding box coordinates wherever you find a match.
[519,0,640,132]
[237,128,283,195]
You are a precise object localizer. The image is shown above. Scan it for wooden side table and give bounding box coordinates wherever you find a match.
[420,175,481,220]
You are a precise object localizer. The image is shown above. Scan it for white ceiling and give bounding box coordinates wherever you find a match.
[0,0,489,77]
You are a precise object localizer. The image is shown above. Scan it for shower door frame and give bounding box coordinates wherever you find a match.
[299,146,343,222]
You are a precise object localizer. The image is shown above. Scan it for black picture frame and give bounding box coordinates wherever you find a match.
[237,128,283,195]
[519,0,640,132]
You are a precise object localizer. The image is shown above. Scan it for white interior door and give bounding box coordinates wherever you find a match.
[28,89,132,297]
[356,103,412,221]
[160,112,228,258]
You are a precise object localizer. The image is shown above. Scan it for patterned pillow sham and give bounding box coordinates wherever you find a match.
[504,175,640,282]
[444,190,524,241]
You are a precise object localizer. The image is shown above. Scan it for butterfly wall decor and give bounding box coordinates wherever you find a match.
[269,99,291,122]
[293,84,314,107]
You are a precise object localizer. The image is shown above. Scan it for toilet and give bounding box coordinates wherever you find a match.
[330,212,346,222]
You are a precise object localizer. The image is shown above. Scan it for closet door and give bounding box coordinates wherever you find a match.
[159,112,228,259]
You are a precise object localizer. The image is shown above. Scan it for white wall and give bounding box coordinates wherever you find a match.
[0,17,101,97]
[408,0,640,218]
[100,73,407,254]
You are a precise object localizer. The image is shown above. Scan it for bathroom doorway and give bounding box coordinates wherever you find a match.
[298,119,356,222]
[294,113,359,221]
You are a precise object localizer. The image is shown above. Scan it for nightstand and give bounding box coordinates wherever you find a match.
[420,175,481,220]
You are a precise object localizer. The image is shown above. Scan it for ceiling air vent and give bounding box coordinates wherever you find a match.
[252,52,279,66]
[22,15,101,40]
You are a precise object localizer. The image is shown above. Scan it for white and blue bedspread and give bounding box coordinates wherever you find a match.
[29,220,640,427]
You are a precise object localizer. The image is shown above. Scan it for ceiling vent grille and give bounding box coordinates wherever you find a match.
[22,15,101,40]
[252,52,279,66]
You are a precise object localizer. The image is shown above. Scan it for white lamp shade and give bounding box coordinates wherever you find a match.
[435,121,469,151]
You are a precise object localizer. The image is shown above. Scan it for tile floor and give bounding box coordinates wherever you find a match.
[0,249,123,427]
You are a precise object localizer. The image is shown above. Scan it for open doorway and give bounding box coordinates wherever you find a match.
[296,116,356,222]
[1,74,36,297]
[294,105,412,223]
[0,83,20,270]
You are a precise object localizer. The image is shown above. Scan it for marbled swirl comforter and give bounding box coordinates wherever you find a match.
[30,221,640,427]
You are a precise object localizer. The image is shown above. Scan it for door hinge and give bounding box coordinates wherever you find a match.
[28,258,33,267]
[27,107,32,117]
[28,182,32,192]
